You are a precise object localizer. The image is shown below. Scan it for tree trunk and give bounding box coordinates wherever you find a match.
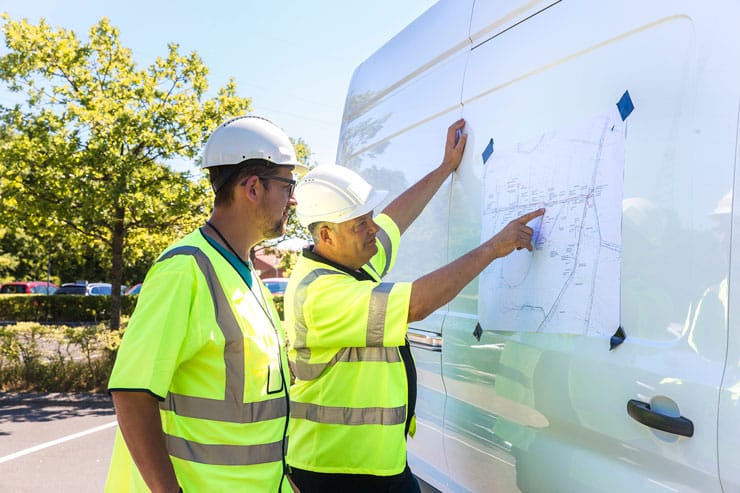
[110,205,125,330]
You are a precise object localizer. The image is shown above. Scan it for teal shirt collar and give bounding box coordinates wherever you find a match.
[200,230,253,289]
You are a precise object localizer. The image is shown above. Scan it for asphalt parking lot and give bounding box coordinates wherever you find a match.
[0,393,440,492]
[0,392,117,492]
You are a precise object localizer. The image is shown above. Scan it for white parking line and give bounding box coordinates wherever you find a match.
[0,420,118,464]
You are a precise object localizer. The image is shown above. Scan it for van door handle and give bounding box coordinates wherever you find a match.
[407,328,443,352]
[627,399,694,437]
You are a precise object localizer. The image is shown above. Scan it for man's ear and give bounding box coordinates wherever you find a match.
[241,175,260,202]
[318,224,334,245]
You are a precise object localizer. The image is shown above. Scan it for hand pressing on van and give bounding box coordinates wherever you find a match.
[384,118,468,235]
[408,207,545,322]
[441,117,468,174]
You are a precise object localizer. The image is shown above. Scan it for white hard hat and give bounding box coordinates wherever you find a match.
[201,115,307,174]
[294,165,388,228]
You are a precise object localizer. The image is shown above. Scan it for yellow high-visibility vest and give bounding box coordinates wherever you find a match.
[285,214,414,476]
[105,230,291,492]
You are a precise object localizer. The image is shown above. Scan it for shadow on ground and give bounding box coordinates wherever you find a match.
[0,393,114,423]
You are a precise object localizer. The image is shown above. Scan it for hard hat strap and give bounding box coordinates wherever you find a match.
[211,166,240,194]
[210,159,278,194]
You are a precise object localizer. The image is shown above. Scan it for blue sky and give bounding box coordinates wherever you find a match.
[2,0,438,172]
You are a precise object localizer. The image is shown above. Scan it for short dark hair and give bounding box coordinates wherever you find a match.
[209,159,289,206]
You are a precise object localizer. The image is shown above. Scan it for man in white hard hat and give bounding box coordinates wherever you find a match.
[106,116,305,492]
[284,119,545,492]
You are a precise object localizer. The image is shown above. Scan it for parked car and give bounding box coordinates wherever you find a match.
[262,277,288,296]
[54,283,87,295]
[54,282,114,296]
[54,282,92,295]
[340,2,740,491]
[0,281,58,294]
[125,283,142,295]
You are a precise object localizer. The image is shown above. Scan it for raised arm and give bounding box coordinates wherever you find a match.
[408,208,546,322]
[382,119,468,234]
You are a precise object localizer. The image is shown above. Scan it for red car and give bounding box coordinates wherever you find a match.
[0,281,58,294]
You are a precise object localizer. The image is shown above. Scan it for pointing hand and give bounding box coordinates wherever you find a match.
[492,208,545,256]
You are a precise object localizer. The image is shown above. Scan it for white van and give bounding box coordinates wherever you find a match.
[337,1,740,492]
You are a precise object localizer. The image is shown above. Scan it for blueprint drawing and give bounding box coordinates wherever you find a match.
[478,109,624,336]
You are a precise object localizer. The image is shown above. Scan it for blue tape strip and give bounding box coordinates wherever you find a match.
[482,138,494,164]
[617,91,634,121]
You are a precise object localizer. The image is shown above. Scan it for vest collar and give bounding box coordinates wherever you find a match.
[302,246,374,282]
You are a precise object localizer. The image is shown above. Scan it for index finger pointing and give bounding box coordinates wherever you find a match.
[516,208,545,224]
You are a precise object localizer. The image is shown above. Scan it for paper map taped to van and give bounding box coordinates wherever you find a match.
[478,107,624,336]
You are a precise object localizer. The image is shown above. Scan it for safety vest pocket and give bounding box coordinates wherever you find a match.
[266,362,285,394]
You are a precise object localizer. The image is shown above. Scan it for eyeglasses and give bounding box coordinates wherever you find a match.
[242,175,296,197]
[259,175,296,197]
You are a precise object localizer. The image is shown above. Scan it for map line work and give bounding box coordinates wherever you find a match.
[479,103,629,336]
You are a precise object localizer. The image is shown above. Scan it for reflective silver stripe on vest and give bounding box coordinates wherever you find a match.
[292,268,400,381]
[292,268,338,363]
[158,246,244,404]
[165,433,287,466]
[366,283,394,346]
[155,246,287,465]
[375,227,393,277]
[160,392,286,423]
[291,401,406,426]
[293,346,401,381]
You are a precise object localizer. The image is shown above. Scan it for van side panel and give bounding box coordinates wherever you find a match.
[338,1,740,492]
[444,2,734,492]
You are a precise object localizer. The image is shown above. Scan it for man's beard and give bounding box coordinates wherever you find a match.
[264,216,286,239]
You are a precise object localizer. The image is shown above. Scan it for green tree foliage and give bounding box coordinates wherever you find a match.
[0,15,252,328]
[0,228,52,284]
[283,136,313,242]
[0,227,20,282]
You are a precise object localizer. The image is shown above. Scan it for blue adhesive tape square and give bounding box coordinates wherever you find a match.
[482,138,494,164]
[617,91,634,121]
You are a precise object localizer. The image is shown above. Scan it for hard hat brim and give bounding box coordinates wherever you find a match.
[297,188,388,228]
[291,162,309,176]
[344,188,388,223]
